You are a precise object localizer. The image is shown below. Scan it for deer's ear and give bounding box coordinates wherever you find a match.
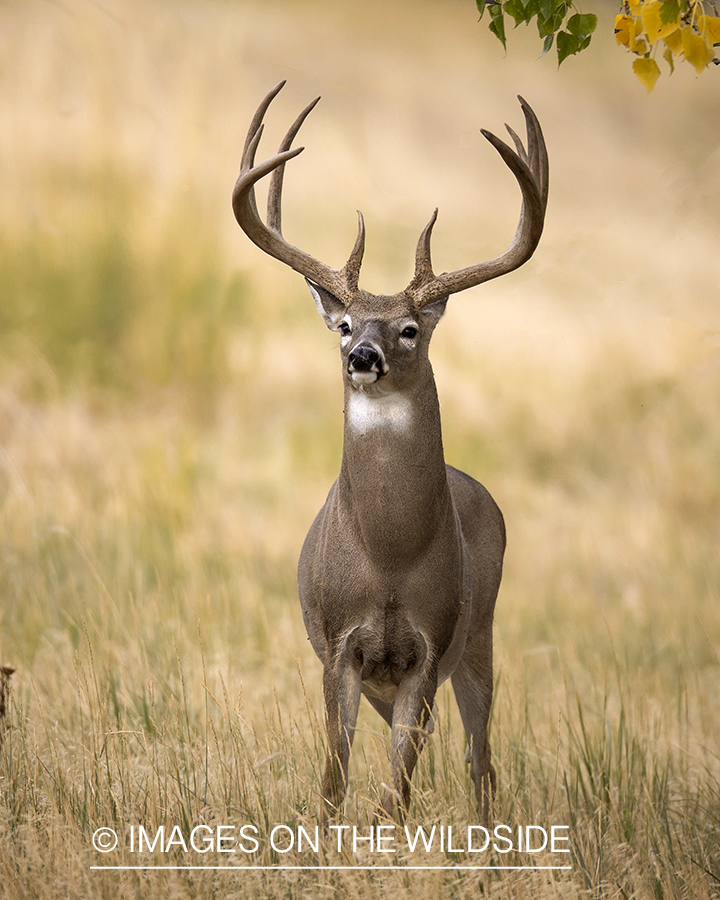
[306,279,346,331]
[419,296,448,331]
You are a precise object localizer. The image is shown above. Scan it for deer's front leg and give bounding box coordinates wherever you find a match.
[321,658,361,818]
[380,666,437,820]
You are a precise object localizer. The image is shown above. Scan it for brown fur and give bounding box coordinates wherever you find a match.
[298,288,505,820]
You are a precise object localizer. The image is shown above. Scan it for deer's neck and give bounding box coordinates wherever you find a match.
[338,370,452,565]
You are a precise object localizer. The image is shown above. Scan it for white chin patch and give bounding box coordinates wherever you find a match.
[350,371,379,386]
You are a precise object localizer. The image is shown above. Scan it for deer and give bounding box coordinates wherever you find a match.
[232,81,548,822]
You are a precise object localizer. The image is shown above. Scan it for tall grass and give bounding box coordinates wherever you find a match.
[1,0,719,897]
[0,170,248,399]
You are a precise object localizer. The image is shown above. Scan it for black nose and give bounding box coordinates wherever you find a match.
[348,345,380,371]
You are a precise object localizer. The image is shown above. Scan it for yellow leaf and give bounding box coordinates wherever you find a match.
[633,56,661,91]
[615,13,633,46]
[641,0,680,42]
[615,13,648,53]
[627,0,642,15]
[663,28,683,55]
[681,24,712,74]
[697,14,720,44]
[663,45,675,72]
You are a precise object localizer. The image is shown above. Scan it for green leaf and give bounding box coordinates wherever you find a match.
[567,12,598,37]
[477,0,591,59]
[659,0,680,26]
[536,16,552,37]
[489,9,507,47]
[539,0,555,20]
[557,29,581,63]
[505,0,530,26]
[537,0,571,37]
[537,11,559,37]
[540,32,555,55]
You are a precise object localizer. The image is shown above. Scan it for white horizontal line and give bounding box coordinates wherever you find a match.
[91,865,572,871]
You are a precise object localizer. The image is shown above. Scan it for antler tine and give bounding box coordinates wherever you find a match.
[412,98,548,309]
[232,84,365,303]
[407,208,439,292]
[234,81,303,238]
[342,211,366,293]
[241,80,285,171]
[504,124,527,165]
[267,95,321,234]
[518,95,549,208]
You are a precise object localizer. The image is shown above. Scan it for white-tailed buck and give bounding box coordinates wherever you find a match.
[233,82,548,821]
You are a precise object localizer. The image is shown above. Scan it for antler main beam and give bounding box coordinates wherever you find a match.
[232,81,365,303]
[411,97,549,308]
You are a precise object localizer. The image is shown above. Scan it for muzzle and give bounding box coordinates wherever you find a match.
[348,343,386,384]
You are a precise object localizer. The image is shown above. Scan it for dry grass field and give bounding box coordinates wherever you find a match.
[0,0,719,897]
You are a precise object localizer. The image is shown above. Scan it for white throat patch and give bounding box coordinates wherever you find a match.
[346,390,412,434]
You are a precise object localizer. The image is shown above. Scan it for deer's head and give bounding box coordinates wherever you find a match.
[232,82,548,398]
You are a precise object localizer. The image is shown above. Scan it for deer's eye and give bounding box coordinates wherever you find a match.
[339,322,352,337]
[401,325,418,340]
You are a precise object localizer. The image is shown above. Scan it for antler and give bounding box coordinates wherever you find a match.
[232,81,365,304]
[410,97,549,308]
[233,85,548,308]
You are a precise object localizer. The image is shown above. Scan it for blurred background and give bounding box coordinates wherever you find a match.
[0,0,718,895]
